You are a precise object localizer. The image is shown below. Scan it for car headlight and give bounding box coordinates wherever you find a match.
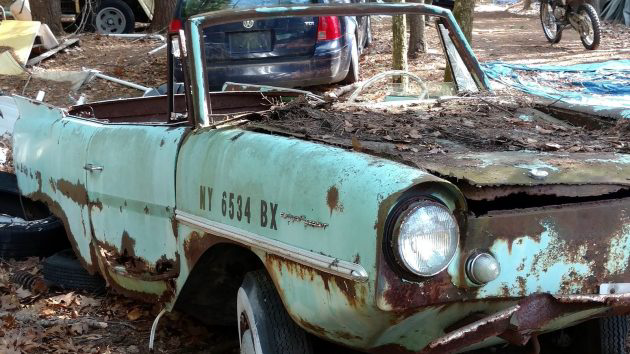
[391,200,459,277]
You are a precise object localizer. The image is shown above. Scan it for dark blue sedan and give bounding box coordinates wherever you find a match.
[172,0,372,89]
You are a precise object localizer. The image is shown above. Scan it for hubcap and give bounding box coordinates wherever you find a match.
[239,313,256,354]
[240,329,256,354]
[95,7,127,34]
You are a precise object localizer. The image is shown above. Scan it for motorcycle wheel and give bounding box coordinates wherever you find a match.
[540,0,563,43]
[577,3,601,50]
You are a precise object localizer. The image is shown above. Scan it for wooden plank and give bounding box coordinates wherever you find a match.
[26,38,79,67]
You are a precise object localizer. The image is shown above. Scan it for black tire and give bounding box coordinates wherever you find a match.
[599,316,630,354]
[540,0,563,43]
[237,270,313,354]
[43,249,106,293]
[578,3,601,50]
[0,172,18,194]
[0,182,69,260]
[341,37,360,85]
[364,16,372,48]
[92,0,135,34]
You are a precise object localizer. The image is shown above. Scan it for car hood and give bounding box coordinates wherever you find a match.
[416,151,630,187]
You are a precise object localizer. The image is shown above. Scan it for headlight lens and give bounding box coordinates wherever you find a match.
[392,200,459,277]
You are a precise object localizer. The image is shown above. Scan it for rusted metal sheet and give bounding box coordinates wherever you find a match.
[419,151,630,187]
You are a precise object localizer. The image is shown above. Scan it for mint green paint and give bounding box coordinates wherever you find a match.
[605,223,630,275]
[86,124,186,266]
[12,97,101,267]
[189,21,209,126]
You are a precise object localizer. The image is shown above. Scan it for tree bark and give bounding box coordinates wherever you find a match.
[408,0,426,58]
[392,0,408,73]
[453,0,475,43]
[30,0,64,35]
[148,0,177,32]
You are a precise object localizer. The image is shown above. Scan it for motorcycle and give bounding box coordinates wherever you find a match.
[540,0,601,50]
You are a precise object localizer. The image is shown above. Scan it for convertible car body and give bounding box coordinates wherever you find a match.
[9,3,630,353]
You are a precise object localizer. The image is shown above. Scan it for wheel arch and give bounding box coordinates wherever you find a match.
[174,242,266,326]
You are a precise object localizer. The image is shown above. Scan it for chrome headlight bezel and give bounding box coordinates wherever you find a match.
[384,198,460,278]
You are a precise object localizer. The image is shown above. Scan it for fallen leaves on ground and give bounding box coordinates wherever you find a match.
[0,258,238,353]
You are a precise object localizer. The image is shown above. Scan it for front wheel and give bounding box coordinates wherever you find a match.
[540,0,563,43]
[577,3,601,50]
[237,270,313,354]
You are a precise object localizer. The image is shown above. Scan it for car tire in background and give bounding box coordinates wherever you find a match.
[599,316,630,354]
[341,37,360,84]
[43,249,106,293]
[364,17,372,48]
[0,174,69,259]
[93,0,136,34]
[237,270,313,354]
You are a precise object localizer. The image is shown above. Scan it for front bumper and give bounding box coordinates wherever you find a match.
[422,293,630,353]
[372,196,630,352]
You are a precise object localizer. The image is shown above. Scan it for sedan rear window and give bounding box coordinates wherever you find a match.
[182,0,314,19]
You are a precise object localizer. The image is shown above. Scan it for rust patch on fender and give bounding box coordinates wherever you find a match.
[264,254,365,308]
[183,231,233,268]
[55,179,89,205]
[326,185,343,215]
[34,171,42,191]
[120,231,136,258]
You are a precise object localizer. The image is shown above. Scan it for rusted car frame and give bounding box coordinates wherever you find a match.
[10,3,630,353]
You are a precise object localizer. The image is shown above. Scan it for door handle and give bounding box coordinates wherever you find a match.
[84,163,104,172]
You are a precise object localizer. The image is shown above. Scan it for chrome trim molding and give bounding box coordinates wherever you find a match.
[175,210,369,282]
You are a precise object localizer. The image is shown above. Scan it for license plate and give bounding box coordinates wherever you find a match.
[229,31,272,54]
[600,283,630,294]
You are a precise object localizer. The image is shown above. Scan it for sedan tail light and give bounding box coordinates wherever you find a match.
[317,16,342,41]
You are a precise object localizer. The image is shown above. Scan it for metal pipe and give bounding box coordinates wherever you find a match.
[104,33,165,41]
[93,72,151,93]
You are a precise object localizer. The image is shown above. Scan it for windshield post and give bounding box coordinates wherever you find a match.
[185,16,211,127]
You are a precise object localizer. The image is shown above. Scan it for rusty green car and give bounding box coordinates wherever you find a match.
[9,3,630,353]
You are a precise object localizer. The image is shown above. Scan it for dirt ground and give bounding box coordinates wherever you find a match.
[1,4,630,353]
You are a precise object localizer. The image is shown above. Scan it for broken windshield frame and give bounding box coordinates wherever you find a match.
[183,3,491,127]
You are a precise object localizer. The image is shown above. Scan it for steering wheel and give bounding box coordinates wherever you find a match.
[347,70,428,103]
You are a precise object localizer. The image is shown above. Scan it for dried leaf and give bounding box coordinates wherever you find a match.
[126,307,143,321]
[535,125,553,134]
[408,129,422,139]
[15,287,32,300]
[545,143,562,150]
[351,137,362,151]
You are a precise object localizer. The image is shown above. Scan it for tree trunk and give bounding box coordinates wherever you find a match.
[148,0,177,32]
[445,0,475,81]
[453,0,475,43]
[523,0,532,10]
[30,0,64,35]
[408,0,426,58]
[392,0,408,74]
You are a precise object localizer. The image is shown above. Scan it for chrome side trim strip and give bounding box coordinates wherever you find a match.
[175,210,369,282]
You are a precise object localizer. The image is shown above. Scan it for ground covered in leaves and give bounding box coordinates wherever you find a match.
[0,258,238,353]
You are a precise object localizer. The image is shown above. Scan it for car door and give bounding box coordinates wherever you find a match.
[85,123,188,293]
[12,98,100,270]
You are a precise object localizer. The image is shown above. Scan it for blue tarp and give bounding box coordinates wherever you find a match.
[482,60,630,118]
